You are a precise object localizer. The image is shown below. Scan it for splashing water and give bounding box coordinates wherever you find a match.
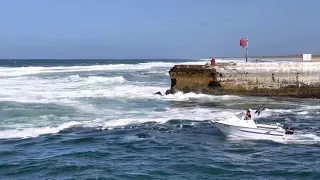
[0,59,320,179]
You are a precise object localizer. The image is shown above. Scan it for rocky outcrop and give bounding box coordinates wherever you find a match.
[169,62,320,98]
[153,89,174,96]
[169,64,217,93]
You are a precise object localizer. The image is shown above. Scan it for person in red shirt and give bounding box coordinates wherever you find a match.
[245,109,252,120]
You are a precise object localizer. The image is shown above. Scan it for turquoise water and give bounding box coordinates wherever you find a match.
[0,59,320,179]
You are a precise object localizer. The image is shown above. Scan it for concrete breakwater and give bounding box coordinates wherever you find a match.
[169,62,320,98]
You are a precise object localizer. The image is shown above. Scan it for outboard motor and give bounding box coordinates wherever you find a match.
[285,127,294,135]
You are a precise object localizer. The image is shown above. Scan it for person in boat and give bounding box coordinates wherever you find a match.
[285,127,294,135]
[244,109,252,120]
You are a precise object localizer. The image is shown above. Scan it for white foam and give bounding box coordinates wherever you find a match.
[0,103,315,140]
[0,92,237,138]
[227,132,320,145]
[264,108,292,113]
[100,107,241,130]
[0,75,145,104]
[158,91,243,102]
[277,133,320,144]
[0,109,226,139]
[102,118,167,129]
[300,105,320,110]
[0,61,208,77]
[0,121,83,139]
[0,104,241,139]
[297,111,309,115]
[0,60,318,141]
[254,110,273,119]
[0,61,244,106]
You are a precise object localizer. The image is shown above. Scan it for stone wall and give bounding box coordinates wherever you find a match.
[169,62,320,98]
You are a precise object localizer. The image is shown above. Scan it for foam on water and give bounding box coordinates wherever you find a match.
[0,61,209,77]
[0,121,83,139]
[0,60,319,143]
[297,111,309,115]
[227,132,320,145]
[0,75,166,104]
[0,101,241,139]
[0,98,318,141]
[275,133,320,145]
[0,72,243,108]
[264,108,292,113]
[1,96,307,140]
[300,105,320,110]
[159,91,243,101]
[3,59,320,180]
[68,75,127,84]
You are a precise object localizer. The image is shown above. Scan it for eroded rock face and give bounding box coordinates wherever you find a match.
[168,62,320,99]
[169,65,217,93]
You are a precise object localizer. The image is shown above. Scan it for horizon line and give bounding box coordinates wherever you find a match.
[0,54,319,60]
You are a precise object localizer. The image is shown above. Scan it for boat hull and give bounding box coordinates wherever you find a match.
[215,121,287,140]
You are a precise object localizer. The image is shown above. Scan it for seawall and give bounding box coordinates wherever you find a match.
[169,62,320,98]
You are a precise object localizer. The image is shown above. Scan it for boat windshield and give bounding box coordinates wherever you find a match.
[235,112,246,120]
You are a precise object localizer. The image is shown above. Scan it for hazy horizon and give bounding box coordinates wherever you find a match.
[0,54,318,60]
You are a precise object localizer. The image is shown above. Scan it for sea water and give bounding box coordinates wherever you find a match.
[0,59,319,179]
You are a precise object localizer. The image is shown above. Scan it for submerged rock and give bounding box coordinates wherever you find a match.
[165,89,174,95]
[153,89,174,96]
[153,91,163,96]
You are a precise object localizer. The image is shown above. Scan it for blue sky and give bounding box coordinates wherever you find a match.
[0,0,319,59]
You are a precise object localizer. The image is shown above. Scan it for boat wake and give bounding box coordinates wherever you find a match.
[276,133,320,144]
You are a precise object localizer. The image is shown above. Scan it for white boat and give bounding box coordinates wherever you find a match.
[214,112,294,141]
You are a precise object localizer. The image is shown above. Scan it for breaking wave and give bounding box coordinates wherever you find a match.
[0,61,209,77]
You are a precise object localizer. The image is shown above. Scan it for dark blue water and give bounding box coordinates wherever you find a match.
[0,59,320,179]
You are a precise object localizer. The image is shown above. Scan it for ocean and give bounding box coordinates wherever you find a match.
[0,59,319,180]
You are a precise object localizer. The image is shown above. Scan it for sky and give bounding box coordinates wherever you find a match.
[0,0,319,59]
